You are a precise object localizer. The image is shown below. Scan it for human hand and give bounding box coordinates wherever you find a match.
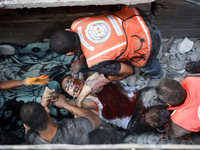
[41,87,59,106]
[53,94,67,108]
[85,74,110,94]
[75,84,91,107]
[25,74,50,86]
[71,54,86,79]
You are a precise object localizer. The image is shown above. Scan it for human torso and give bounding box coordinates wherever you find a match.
[168,77,200,132]
[25,117,93,144]
[85,85,138,129]
[71,7,152,68]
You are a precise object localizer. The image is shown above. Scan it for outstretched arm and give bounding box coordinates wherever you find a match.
[0,74,49,90]
[41,87,101,130]
[55,95,101,130]
[0,80,24,90]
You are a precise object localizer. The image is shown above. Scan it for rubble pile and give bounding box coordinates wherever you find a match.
[121,37,200,89]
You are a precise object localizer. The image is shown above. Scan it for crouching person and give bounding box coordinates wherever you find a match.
[156,76,200,139]
[20,92,101,144]
[20,87,128,144]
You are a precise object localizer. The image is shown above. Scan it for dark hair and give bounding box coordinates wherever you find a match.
[144,105,170,128]
[20,102,49,131]
[155,78,187,107]
[59,74,72,86]
[50,29,79,54]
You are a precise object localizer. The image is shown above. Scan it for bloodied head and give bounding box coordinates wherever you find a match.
[140,105,170,128]
[61,74,84,97]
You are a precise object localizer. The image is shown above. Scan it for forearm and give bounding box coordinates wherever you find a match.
[62,101,101,129]
[107,62,134,81]
[0,80,24,90]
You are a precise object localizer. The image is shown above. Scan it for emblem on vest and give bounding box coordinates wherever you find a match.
[85,20,111,44]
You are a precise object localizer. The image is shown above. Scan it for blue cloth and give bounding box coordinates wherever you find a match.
[140,58,163,79]
[0,41,76,138]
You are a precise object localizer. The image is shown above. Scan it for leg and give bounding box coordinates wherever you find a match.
[140,58,163,79]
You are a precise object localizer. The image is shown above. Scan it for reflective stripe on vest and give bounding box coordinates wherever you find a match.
[71,7,152,68]
[168,77,200,132]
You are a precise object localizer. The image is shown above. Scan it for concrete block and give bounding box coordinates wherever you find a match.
[177,37,194,54]
[1,0,153,9]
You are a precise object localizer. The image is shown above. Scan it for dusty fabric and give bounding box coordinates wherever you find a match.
[0,42,75,138]
[25,117,93,144]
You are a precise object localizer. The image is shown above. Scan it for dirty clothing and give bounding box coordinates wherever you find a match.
[89,128,129,144]
[25,117,93,144]
[168,77,200,132]
[71,7,162,78]
[86,85,138,129]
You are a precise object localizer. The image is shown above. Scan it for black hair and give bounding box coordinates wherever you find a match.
[144,105,170,128]
[20,102,49,131]
[59,74,72,86]
[155,78,187,107]
[49,29,79,54]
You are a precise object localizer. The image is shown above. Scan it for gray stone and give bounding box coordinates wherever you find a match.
[168,58,179,69]
[177,37,194,54]
[190,53,198,61]
[164,52,170,57]
[161,55,170,64]
[125,74,137,87]
[169,48,178,56]
[194,40,200,51]
[176,53,183,61]
[174,61,185,70]
[147,79,159,87]
[176,69,185,74]
[173,38,183,44]
[161,38,169,43]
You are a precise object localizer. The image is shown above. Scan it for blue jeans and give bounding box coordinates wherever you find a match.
[140,58,163,79]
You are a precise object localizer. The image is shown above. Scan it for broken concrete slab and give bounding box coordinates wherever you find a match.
[177,37,194,54]
[0,0,154,9]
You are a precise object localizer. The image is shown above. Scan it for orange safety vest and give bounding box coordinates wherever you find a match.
[71,7,152,68]
[167,77,200,132]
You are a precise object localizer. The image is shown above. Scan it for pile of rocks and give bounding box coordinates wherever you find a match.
[121,37,200,90]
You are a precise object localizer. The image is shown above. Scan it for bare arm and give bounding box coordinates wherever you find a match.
[0,74,49,90]
[41,89,101,130]
[164,120,191,138]
[75,63,134,107]
[0,80,24,90]
[54,95,101,130]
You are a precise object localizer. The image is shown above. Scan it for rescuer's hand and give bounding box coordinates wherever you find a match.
[85,73,111,94]
[24,74,49,86]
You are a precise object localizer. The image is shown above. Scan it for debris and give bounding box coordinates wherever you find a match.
[177,37,194,54]
[161,36,174,58]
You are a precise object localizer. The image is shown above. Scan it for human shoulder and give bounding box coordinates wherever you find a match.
[25,129,47,144]
[168,120,191,138]
[61,117,93,131]
[56,117,92,144]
